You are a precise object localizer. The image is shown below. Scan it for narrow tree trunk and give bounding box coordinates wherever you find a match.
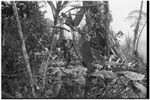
[12,2,36,98]
[42,33,55,90]
[2,31,6,46]
[103,1,110,56]
[132,1,143,55]
[135,22,146,51]
[42,19,57,91]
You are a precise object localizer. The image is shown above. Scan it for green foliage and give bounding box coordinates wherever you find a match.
[2,1,147,99]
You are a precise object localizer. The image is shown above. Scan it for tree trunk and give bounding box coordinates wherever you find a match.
[12,2,36,98]
[132,1,143,55]
[103,1,110,56]
[135,22,146,51]
[42,16,57,91]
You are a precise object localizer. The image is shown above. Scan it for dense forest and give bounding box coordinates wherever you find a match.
[2,1,147,99]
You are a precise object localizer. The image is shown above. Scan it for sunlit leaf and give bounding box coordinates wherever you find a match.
[116,71,145,81]
[94,63,103,69]
[92,70,116,79]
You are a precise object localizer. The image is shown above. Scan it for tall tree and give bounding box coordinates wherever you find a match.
[135,22,146,51]
[132,1,143,55]
[12,1,36,97]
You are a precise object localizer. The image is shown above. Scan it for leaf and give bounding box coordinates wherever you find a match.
[47,1,56,20]
[92,70,116,79]
[91,47,104,63]
[56,1,62,10]
[73,7,85,27]
[74,75,85,85]
[66,3,102,13]
[116,71,145,81]
[133,82,146,96]
[62,1,69,6]
[80,41,94,66]
[68,12,73,21]
[129,10,146,17]
[66,2,102,27]
[104,61,125,66]
[61,1,69,10]
[94,64,103,69]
